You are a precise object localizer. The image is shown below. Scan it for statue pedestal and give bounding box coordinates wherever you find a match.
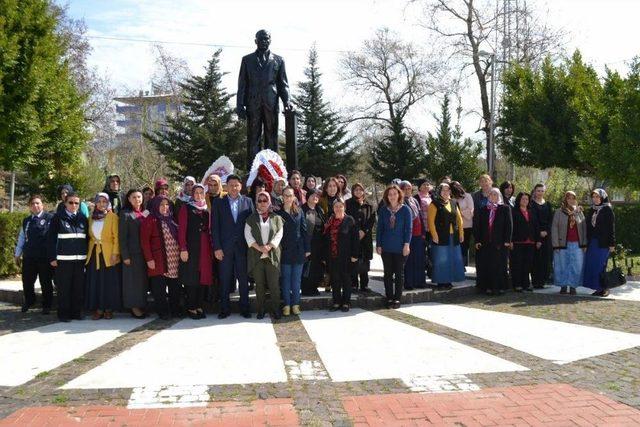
[284,110,298,171]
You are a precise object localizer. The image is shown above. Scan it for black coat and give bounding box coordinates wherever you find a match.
[345,198,376,261]
[237,50,290,112]
[323,215,360,263]
[473,205,513,247]
[586,206,615,248]
[530,200,553,233]
[511,207,539,244]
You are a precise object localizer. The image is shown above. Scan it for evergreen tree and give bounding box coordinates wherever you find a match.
[294,47,355,177]
[0,0,88,199]
[146,49,245,179]
[369,113,427,184]
[424,95,482,191]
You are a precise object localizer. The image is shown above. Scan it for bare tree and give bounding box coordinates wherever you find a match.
[150,44,190,95]
[340,27,443,128]
[413,0,564,174]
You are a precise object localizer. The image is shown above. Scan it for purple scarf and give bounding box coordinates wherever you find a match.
[148,196,178,240]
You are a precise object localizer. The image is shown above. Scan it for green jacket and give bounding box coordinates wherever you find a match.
[246,212,283,276]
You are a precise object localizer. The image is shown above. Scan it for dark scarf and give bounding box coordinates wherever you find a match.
[324,215,344,258]
[148,196,178,240]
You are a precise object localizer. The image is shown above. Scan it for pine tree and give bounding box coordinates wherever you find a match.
[424,95,481,190]
[369,113,427,184]
[146,49,245,179]
[0,0,88,199]
[294,46,355,177]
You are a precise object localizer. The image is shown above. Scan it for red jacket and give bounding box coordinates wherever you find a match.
[140,216,168,277]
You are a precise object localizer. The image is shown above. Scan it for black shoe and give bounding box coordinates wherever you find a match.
[272,312,282,320]
[392,301,401,309]
[486,289,493,295]
[444,283,453,290]
[21,303,32,313]
[601,289,610,297]
[533,285,544,289]
[217,312,229,319]
[559,286,568,294]
[42,308,51,315]
[160,313,171,320]
[385,300,393,308]
[187,311,200,320]
[404,286,414,290]
[329,305,340,312]
[58,317,71,323]
[71,314,84,320]
[256,312,265,320]
[341,305,350,312]
[414,284,426,289]
[248,283,255,291]
[241,312,252,319]
[569,287,577,295]
[198,311,206,319]
[524,287,534,292]
[514,287,523,292]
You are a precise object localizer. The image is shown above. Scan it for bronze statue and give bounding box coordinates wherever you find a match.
[236,30,293,169]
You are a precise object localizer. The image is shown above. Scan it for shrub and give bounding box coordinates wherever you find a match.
[0,212,27,277]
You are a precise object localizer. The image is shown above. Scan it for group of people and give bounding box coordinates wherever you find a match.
[13,163,617,323]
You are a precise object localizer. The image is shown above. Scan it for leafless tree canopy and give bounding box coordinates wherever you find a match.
[151,44,191,95]
[339,27,445,125]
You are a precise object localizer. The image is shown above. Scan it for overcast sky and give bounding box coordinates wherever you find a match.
[60,0,640,139]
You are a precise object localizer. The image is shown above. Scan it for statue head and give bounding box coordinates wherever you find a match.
[255,29,271,52]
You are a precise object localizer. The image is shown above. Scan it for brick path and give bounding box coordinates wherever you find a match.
[343,383,640,426]
[0,398,298,426]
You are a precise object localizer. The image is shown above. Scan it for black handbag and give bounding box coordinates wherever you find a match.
[600,256,627,289]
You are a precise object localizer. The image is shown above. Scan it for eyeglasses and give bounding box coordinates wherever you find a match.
[257,199,269,203]
[66,201,80,205]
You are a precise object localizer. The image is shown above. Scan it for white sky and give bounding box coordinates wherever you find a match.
[63,0,640,140]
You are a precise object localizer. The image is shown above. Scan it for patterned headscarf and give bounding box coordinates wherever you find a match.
[92,192,112,220]
[591,188,612,227]
[178,176,196,203]
[487,188,503,229]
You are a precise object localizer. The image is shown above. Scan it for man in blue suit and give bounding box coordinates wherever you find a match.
[212,174,255,319]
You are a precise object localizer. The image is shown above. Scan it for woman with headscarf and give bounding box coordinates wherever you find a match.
[551,191,587,295]
[376,184,412,309]
[155,178,171,198]
[177,184,213,319]
[289,170,307,205]
[301,189,326,296]
[175,176,196,214]
[245,191,284,319]
[141,196,182,319]
[583,189,615,297]
[511,192,540,292]
[451,181,474,269]
[530,183,553,288]
[103,174,125,214]
[429,183,466,291]
[271,178,286,212]
[249,177,267,206]
[120,189,149,318]
[85,193,121,319]
[473,187,512,295]
[203,173,225,212]
[346,183,376,292]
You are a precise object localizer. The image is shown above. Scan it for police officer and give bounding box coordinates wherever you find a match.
[14,195,54,314]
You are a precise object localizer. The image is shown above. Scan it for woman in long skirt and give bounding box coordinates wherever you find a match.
[120,189,149,318]
[551,191,587,295]
[510,192,540,292]
[85,193,121,320]
[583,189,615,297]
[400,181,426,290]
[428,183,466,290]
[530,183,553,288]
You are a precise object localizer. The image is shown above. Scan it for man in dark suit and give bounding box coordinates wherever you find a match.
[212,174,255,318]
[236,29,293,168]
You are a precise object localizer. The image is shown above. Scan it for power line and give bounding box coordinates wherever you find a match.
[84,34,350,54]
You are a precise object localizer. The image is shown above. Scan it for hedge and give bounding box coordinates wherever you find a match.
[0,212,26,277]
[611,204,640,254]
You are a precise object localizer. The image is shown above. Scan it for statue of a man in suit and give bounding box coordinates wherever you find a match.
[236,30,293,169]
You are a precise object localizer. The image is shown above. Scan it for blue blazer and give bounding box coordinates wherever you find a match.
[277,209,310,265]
[211,195,254,253]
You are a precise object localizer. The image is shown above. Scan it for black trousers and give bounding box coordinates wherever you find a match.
[149,276,181,317]
[55,260,85,320]
[381,252,406,302]
[329,259,352,305]
[350,259,370,290]
[511,244,534,290]
[246,105,278,168]
[477,244,509,292]
[22,258,54,309]
[461,228,473,267]
[185,285,205,311]
[532,235,552,286]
